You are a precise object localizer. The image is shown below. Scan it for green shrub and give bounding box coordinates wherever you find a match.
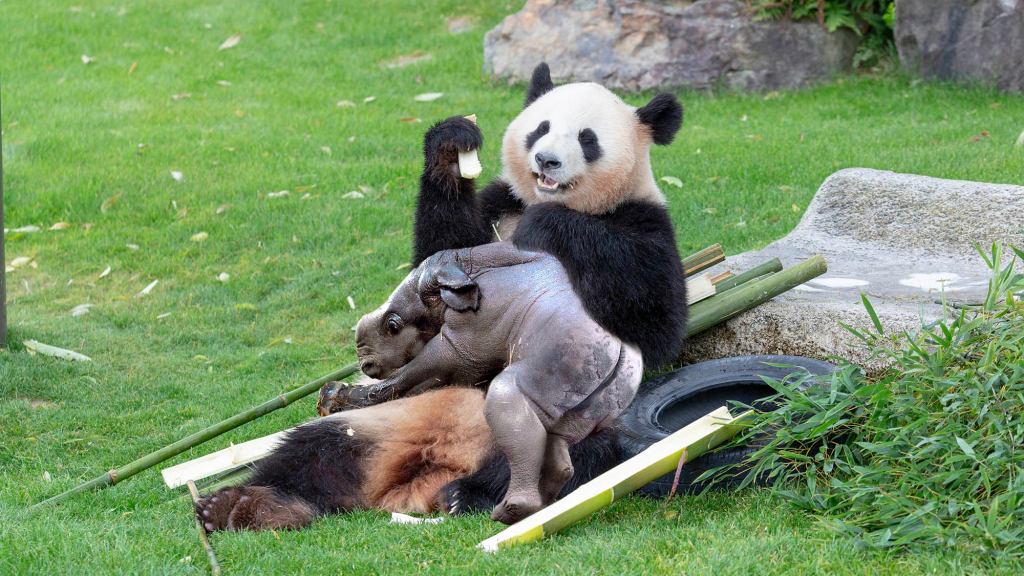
[708,244,1024,556]
[747,0,896,69]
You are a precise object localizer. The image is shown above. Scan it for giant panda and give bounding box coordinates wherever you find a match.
[196,66,687,531]
[414,62,687,368]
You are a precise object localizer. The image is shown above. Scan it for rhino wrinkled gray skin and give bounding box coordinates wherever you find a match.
[351,242,643,523]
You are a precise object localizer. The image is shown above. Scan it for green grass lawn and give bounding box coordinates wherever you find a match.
[3,1,1024,574]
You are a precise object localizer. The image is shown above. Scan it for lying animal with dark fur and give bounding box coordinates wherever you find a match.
[411,62,687,369]
[195,387,623,531]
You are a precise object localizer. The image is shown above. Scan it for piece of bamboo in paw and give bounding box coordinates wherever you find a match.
[458,114,483,179]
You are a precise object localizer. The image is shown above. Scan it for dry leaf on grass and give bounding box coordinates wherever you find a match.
[266,190,290,199]
[215,204,231,215]
[320,146,332,155]
[336,100,356,108]
[49,222,72,230]
[71,303,93,317]
[218,34,242,51]
[342,191,364,199]
[363,96,376,103]
[99,266,112,279]
[170,170,184,182]
[381,51,432,69]
[660,176,683,188]
[347,296,356,310]
[396,262,412,270]
[414,92,444,102]
[216,80,232,87]
[1016,129,1024,147]
[136,279,159,297]
[101,192,123,213]
[217,272,230,283]
[24,340,92,362]
[10,256,34,269]
[190,231,209,242]
[171,93,191,101]
[157,312,173,320]
[6,225,41,234]
[81,54,94,65]
[126,243,140,251]
[399,117,421,123]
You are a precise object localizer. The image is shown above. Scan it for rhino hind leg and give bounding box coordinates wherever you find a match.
[484,366,549,525]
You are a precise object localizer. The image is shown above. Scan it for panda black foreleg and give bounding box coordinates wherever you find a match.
[196,419,370,531]
[437,427,623,515]
[413,117,492,266]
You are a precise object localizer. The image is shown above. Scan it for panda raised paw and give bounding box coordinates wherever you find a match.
[424,116,483,181]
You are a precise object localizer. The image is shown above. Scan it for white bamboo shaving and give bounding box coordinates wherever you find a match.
[390,512,445,525]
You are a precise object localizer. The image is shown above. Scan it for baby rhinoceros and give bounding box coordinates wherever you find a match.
[351,242,642,524]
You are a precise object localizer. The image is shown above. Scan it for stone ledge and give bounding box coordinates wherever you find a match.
[683,168,1024,372]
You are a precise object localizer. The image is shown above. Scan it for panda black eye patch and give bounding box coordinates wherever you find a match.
[578,128,603,163]
[524,121,550,150]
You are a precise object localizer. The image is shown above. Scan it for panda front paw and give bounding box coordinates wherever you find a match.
[424,116,483,182]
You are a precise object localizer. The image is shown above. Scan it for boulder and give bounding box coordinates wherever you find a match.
[896,0,1024,93]
[683,169,1024,373]
[484,0,859,92]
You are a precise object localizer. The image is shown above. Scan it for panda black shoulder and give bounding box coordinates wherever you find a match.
[512,198,687,368]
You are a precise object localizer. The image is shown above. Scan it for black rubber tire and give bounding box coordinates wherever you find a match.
[617,355,836,497]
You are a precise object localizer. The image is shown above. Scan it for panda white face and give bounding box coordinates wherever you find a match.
[502,82,663,215]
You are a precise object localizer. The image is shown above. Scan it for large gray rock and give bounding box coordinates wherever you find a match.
[683,169,1024,372]
[896,0,1024,93]
[484,0,859,92]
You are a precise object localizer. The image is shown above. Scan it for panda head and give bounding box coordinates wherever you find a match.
[501,63,683,214]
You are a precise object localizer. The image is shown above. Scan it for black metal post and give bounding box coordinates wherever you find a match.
[1,87,6,348]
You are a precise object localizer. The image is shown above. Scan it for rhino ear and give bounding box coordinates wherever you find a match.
[525,63,555,108]
[440,283,479,312]
[422,263,480,312]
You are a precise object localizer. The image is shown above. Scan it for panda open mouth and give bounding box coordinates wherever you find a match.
[534,172,574,193]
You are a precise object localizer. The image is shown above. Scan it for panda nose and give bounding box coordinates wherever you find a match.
[535,152,562,171]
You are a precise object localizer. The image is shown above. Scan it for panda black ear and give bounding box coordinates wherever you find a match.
[636,93,683,145]
[525,63,555,108]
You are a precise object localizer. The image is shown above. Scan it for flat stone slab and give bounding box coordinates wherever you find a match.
[683,169,1024,372]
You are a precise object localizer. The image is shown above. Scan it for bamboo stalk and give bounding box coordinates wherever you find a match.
[714,258,783,292]
[29,362,359,510]
[187,481,221,576]
[478,407,751,551]
[687,255,827,336]
[682,244,725,277]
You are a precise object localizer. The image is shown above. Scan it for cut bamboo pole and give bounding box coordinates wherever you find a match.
[688,255,826,336]
[29,362,359,510]
[714,258,783,293]
[162,429,289,489]
[682,244,725,277]
[187,481,221,576]
[478,407,751,551]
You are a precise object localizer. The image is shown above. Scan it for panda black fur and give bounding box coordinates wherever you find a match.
[196,388,623,531]
[414,63,687,368]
